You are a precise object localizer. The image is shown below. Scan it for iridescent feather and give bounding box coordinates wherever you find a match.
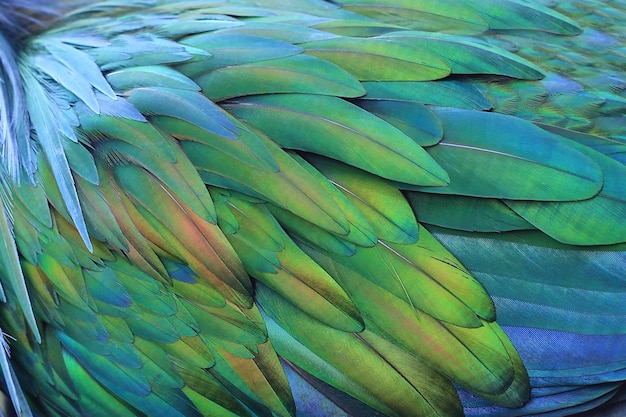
[0,1,624,417]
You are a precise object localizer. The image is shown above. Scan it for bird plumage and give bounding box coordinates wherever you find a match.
[0,1,624,416]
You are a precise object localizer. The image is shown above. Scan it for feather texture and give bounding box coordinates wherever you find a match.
[0,1,623,417]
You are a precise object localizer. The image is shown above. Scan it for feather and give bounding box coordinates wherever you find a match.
[337,0,488,34]
[412,108,604,201]
[21,69,92,251]
[225,94,449,185]
[199,55,365,101]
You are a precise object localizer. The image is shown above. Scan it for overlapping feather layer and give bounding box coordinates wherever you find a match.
[0,1,623,417]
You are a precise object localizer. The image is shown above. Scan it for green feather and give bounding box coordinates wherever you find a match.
[208,340,295,417]
[181,132,351,236]
[303,36,451,81]
[268,205,358,257]
[37,254,90,314]
[413,108,604,201]
[506,147,626,245]
[96,139,216,222]
[199,54,365,101]
[260,284,465,417]
[353,99,443,146]
[62,352,137,417]
[80,113,177,163]
[362,80,492,110]
[179,33,302,76]
[225,94,449,185]
[127,87,238,140]
[0,202,40,341]
[337,0,488,34]
[75,176,127,249]
[302,233,494,328]
[408,192,533,233]
[107,65,201,91]
[156,116,278,173]
[463,0,582,34]
[220,194,364,332]
[378,31,545,79]
[308,155,420,244]
[310,19,409,37]
[217,22,340,43]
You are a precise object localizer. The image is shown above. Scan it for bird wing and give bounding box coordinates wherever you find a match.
[0,1,624,416]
